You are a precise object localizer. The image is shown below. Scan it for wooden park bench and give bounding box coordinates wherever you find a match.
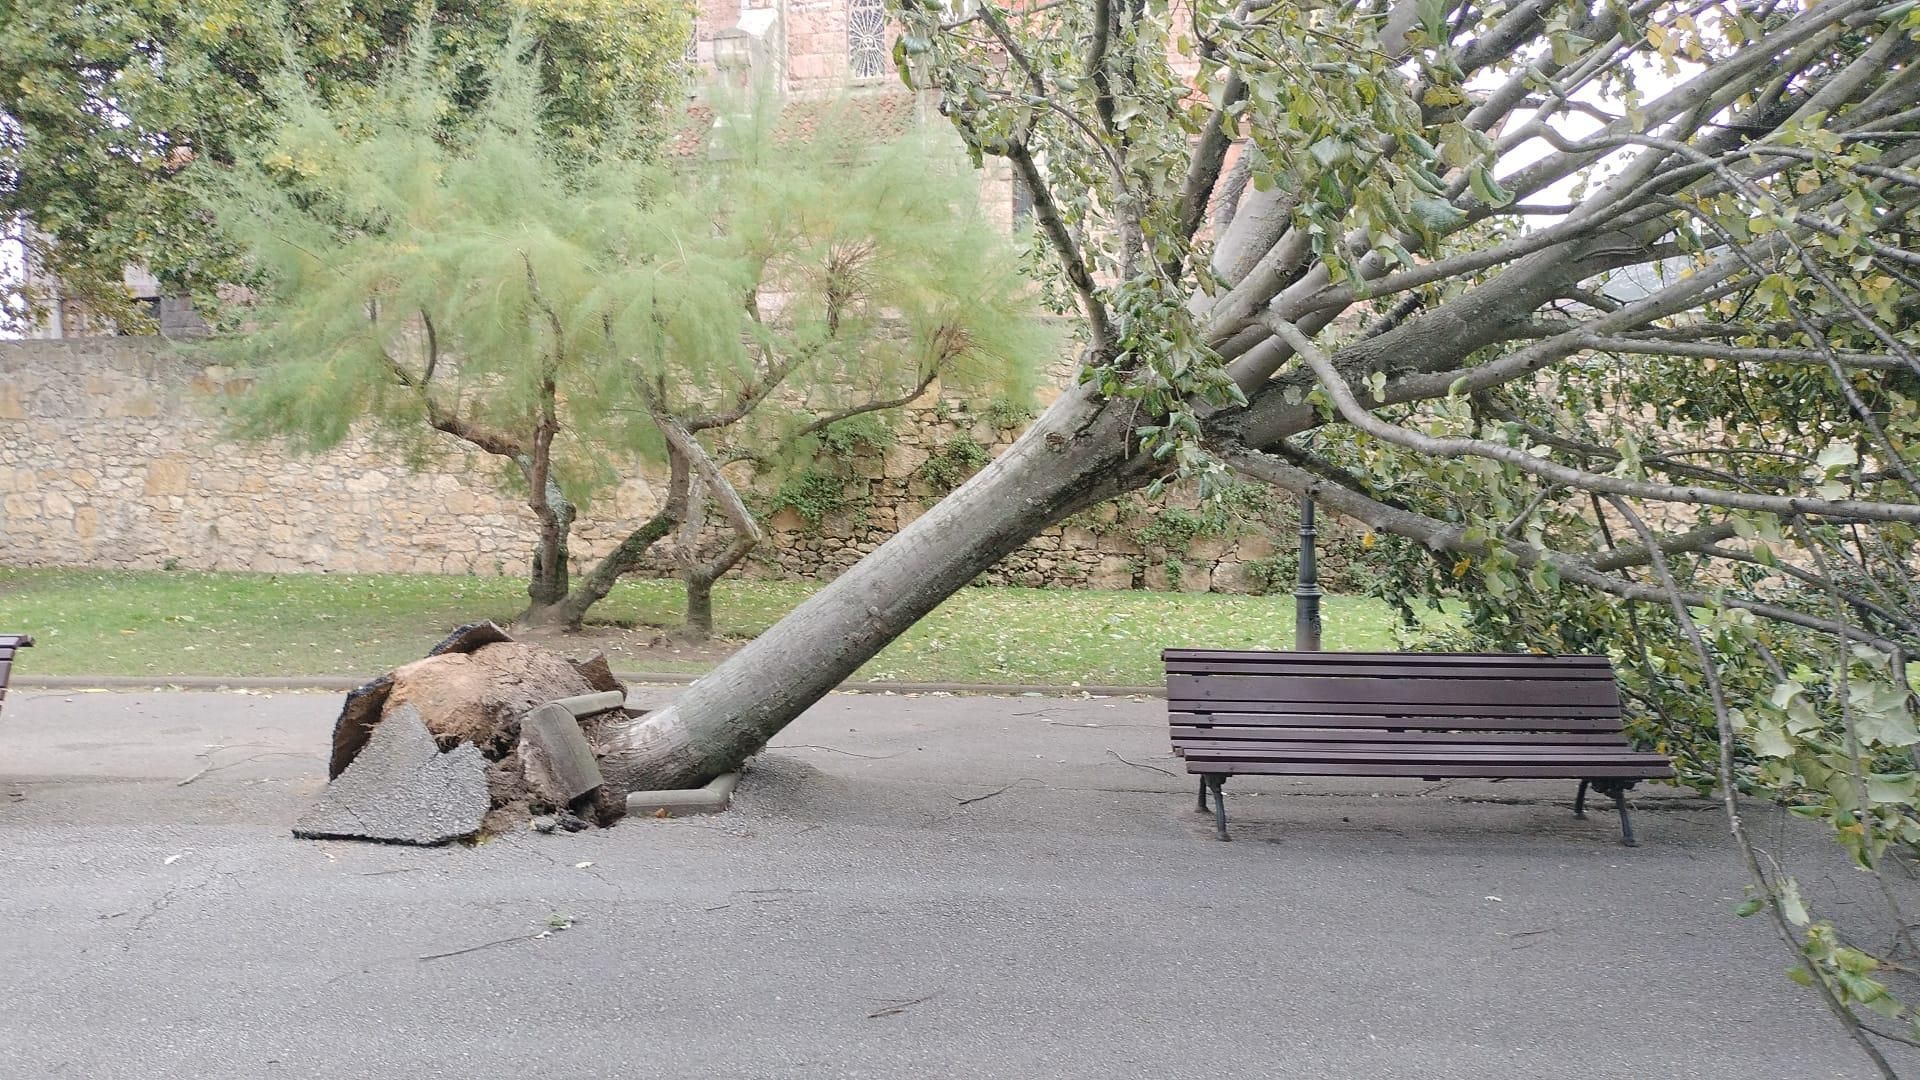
[0,635,34,718]
[1166,649,1674,846]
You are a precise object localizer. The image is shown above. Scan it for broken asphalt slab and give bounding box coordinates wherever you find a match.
[292,704,490,845]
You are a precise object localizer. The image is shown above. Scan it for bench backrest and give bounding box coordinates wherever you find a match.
[1165,649,1623,737]
[0,634,34,714]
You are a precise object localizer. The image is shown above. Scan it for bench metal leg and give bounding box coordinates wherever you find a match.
[1207,774,1230,842]
[1583,779,1638,847]
[1611,787,1638,848]
[1197,775,1209,813]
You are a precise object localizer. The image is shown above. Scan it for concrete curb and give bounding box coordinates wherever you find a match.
[15,674,1165,697]
[627,771,740,816]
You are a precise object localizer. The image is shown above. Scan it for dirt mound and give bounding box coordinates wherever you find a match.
[317,622,640,842]
[384,641,600,758]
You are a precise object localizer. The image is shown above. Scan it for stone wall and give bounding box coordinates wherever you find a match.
[0,339,668,576]
[0,337,1371,592]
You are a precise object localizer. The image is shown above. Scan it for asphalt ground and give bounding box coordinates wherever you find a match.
[2,688,1909,1079]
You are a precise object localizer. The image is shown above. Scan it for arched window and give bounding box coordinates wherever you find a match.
[847,0,886,79]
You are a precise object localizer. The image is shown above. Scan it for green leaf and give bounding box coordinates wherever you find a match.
[1309,137,1351,169]
[1866,773,1916,804]
[1770,681,1807,710]
[1751,722,1795,759]
[1734,896,1764,917]
[1850,682,1919,747]
[1816,440,1858,474]
[1779,879,1810,927]
[1409,196,1468,234]
[1468,165,1512,207]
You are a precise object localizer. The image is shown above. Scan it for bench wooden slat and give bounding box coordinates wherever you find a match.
[1162,648,1609,665]
[1175,730,1628,749]
[1185,760,1673,780]
[1180,739,1664,759]
[1169,704,1625,725]
[1167,737,1651,757]
[1168,674,1622,709]
[1166,660,1619,680]
[1172,726,1630,745]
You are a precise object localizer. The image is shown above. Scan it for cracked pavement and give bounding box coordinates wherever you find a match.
[2,687,1914,1078]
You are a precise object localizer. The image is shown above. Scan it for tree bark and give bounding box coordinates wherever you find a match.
[683,535,757,642]
[675,438,764,643]
[593,381,1151,788]
[525,469,575,611]
[517,448,691,630]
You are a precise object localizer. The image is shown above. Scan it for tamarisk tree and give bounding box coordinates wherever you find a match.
[206,42,1041,630]
[596,0,1920,1065]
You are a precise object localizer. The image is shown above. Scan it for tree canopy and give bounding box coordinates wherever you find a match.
[0,0,688,329]
[203,39,1046,627]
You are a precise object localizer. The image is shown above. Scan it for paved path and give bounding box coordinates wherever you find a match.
[1,688,1910,1079]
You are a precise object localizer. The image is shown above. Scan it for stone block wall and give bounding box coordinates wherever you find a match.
[0,339,665,576]
[0,337,1371,593]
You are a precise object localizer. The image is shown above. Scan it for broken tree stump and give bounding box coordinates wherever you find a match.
[310,624,641,841]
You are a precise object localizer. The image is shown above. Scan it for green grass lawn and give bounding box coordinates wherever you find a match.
[0,568,1415,685]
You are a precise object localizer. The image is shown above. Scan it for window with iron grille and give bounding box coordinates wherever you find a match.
[848,0,886,79]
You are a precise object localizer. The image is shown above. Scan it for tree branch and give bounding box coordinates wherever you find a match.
[1610,495,1900,1080]
[1219,446,1905,649]
[1264,315,1920,524]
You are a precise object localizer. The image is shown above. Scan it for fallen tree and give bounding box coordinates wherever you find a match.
[604,0,1920,786]
[588,1,1920,1067]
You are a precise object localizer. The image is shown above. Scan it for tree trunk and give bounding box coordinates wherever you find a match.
[594,383,1149,788]
[521,510,677,630]
[682,535,757,642]
[524,465,575,611]
[673,440,763,644]
[517,449,691,630]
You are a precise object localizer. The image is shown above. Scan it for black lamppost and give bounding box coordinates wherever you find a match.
[1295,494,1322,652]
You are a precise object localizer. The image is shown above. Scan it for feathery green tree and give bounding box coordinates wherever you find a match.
[202,38,1044,629]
